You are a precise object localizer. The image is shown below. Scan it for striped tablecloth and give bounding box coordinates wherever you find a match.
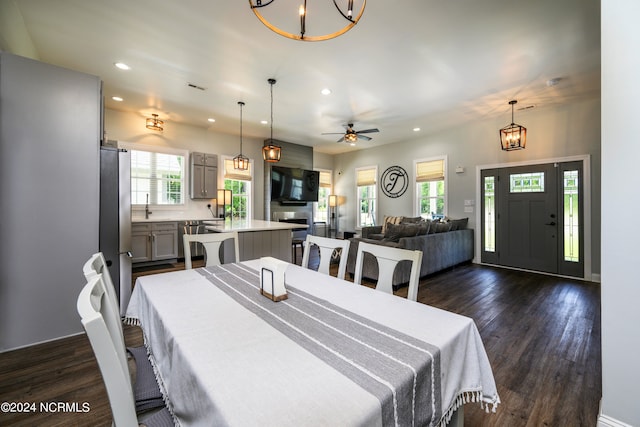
[126,260,499,427]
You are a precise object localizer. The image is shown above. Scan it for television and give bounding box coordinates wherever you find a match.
[270,166,319,203]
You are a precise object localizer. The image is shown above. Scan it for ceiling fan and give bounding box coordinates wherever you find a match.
[322,123,379,143]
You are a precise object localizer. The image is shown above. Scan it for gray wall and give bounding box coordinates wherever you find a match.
[0,54,101,351]
[600,1,640,425]
[332,97,601,275]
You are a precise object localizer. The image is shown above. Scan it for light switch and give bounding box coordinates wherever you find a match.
[464,199,475,206]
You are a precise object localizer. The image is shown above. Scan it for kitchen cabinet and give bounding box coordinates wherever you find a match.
[131,222,178,263]
[190,152,217,199]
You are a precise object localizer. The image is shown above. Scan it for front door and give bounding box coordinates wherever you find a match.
[481,161,584,277]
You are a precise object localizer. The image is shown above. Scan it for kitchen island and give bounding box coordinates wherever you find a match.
[204,219,308,263]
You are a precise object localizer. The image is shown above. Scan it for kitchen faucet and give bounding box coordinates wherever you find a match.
[145,193,152,219]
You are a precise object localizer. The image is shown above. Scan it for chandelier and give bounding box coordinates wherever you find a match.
[263,78,282,163]
[233,102,250,170]
[146,114,164,131]
[500,100,527,151]
[249,0,367,42]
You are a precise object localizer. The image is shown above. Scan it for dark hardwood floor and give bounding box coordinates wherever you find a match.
[0,252,600,426]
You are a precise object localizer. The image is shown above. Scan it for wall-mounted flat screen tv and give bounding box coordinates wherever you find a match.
[270,166,319,202]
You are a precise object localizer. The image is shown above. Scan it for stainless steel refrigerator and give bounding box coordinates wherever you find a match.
[100,146,132,316]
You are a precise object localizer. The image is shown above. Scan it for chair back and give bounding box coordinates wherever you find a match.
[82,253,127,366]
[301,235,351,280]
[354,242,423,301]
[183,231,240,269]
[77,274,138,426]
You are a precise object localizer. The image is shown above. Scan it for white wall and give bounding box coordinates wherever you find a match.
[333,98,601,273]
[600,1,640,425]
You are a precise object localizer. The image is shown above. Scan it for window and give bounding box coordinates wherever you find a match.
[223,158,252,220]
[563,170,579,262]
[483,176,496,252]
[510,172,545,193]
[314,170,332,224]
[356,166,377,228]
[415,157,446,220]
[129,148,185,205]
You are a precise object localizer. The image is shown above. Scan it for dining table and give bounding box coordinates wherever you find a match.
[125,259,500,427]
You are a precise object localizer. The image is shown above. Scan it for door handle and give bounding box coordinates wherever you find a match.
[545,222,556,226]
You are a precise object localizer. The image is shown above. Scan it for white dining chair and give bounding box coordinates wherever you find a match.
[77,274,173,426]
[83,252,164,413]
[183,231,240,269]
[354,242,423,302]
[301,235,351,280]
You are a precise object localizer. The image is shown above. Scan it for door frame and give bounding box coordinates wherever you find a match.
[475,154,592,281]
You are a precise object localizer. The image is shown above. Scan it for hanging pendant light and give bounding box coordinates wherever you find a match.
[233,101,250,170]
[263,78,282,163]
[146,113,164,131]
[249,0,366,42]
[500,100,527,151]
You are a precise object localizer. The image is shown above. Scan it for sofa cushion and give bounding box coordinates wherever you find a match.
[382,223,420,242]
[417,221,430,235]
[447,217,469,231]
[381,215,404,234]
[400,216,423,224]
[433,222,452,233]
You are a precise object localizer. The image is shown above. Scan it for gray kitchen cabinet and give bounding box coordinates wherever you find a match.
[191,152,217,199]
[131,222,178,263]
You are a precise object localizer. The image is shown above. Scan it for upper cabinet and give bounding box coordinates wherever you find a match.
[190,152,217,199]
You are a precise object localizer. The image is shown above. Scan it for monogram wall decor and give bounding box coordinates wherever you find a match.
[380,166,408,198]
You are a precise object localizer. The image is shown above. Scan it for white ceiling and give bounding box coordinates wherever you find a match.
[7,0,600,154]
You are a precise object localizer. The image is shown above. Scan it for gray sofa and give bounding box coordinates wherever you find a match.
[346,220,474,287]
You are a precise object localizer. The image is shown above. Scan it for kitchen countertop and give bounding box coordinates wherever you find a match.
[204,219,308,232]
[132,216,223,223]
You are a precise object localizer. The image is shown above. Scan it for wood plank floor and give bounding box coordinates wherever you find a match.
[0,253,600,426]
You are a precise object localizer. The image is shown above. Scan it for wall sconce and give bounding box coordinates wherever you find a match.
[217,189,232,219]
[146,114,164,131]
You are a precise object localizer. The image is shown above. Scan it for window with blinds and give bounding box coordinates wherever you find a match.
[130,149,185,205]
[223,157,252,220]
[415,158,446,219]
[356,166,377,227]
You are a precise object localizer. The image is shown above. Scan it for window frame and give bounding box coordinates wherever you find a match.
[314,169,332,225]
[356,165,378,229]
[120,142,188,211]
[414,156,448,220]
[221,155,253,221]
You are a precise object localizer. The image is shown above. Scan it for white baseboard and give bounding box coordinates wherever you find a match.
[591,273,601,283]
[598,413,633,427]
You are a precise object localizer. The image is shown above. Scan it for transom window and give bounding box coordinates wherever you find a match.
[130,148,185,205]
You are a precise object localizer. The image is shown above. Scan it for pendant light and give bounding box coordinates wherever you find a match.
[233,101,250,170]
[263,78,282,163]
[500,100,527,151]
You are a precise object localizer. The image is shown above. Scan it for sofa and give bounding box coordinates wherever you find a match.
[346,216,474,287]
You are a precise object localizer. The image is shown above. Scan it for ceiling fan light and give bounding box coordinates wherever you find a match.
[345,133,358,142]
[146,114,164,131]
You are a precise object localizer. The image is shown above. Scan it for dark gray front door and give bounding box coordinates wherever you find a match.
[481,161,584,277]
[499,163,558,273]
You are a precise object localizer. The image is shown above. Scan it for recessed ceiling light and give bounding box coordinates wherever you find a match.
[111,96,123,102]
[261,120,268,125]
[114,62,130,70]
[413,127,421,132]
[207,118,216,123]
[321,88,331,95]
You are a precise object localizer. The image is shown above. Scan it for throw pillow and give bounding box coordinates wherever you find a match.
[383,223,420,242]
[400,216,422,224]
[381,215,403,234]
[417,221,430,235]
[448,217,469,231]
[434,222,452,233]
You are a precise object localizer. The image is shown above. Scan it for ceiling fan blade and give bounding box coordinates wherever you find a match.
[337,137,345,143]
[355,128,379,134]
[358,134,372,141]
